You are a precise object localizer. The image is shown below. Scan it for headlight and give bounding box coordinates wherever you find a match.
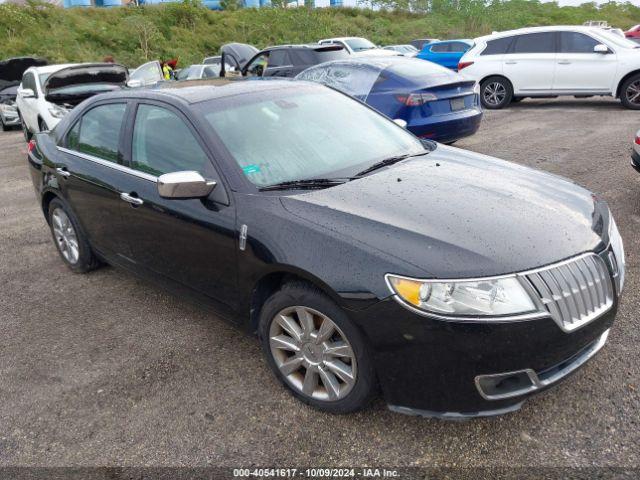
[0,103,17,115]
[609,216,625,295]
[48,104,68,119]
[386,274,537,318]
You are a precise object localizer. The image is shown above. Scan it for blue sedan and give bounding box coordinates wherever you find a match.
[416,39,473,70]
[296,57,482,144]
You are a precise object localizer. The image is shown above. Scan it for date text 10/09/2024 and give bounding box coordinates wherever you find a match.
[232,469,400,478]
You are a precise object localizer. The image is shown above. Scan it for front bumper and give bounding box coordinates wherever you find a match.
[349,296,616,418]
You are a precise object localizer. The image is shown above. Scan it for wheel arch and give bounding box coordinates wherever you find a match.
[616,70,640,98]
[247,267,347,334]
[480,74,513,90]
[41,190,60,223]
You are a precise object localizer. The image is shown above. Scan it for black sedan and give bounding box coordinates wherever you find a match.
[27,80,624,418]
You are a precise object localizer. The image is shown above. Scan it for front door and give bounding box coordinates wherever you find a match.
[117,102,239,310]
[502,32,557,93]
[553,32,618,93]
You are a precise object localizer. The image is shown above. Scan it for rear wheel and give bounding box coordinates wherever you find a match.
[480,76,513,109]
[620,74,640,110]
[48,198,100,273]
[259,282,376,414]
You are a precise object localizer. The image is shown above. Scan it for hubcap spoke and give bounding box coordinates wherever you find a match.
[270,335,300,352]
[316,318,334,343]
[279,356,304,376]
[276,313,303,342]
[51,209,79,264]
[324,341,353,358]
[318,368,341,400]
[302,368,318,395]
[324,359,354,385]
[296,307,315,340]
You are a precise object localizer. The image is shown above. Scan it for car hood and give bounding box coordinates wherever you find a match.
[43,63,128,105]
[0,56,47,89]
[280,145,608,278]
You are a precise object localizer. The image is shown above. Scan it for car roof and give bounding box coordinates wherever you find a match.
[319,37,366,42]
[264,44,342,51]
[94,78,318,105]
[474,25,601,42]
[431,39,473,44]
[302,56,450,75]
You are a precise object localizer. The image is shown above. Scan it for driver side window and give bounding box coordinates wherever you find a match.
[245,53,270,77]
[131,104,210,177]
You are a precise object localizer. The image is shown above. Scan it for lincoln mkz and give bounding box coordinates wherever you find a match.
[27,80,625,418]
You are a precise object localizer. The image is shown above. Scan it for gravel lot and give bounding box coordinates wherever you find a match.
[1,97,639,469]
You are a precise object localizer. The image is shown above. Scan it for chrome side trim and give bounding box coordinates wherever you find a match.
[57,146,158,183]
[475,328,610,401]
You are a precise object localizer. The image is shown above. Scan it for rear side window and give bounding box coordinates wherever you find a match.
[75,103,126,162]
[292,49,347,65]
[430,44,449,53]
[559,32,599,53]
[511,33,556,54]
[449,42,470,53]
[268,50,290,67]
[481,37,514,55]
[131,104,210,177]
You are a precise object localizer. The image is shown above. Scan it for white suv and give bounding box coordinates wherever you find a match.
[16,63,76,140]
[458,26,640,109]
[318,37,398,57]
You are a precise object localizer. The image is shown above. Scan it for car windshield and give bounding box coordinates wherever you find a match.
[345,38,376,52]
[597,30,639,48]
[201,86,424,188]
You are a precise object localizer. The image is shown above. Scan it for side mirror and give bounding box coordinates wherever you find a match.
[594,44,609,54]
[393,118,408,128]
[18,88,35,98]
[157,171,216,199]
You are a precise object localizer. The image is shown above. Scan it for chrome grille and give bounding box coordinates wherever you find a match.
[523,254,614,332]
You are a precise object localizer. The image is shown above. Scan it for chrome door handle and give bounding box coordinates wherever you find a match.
[558,60,571,65]
[56,167,71,178]
[120,192,144,206]
[505,61,517,65]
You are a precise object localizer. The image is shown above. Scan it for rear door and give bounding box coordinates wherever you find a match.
[553,31,617,93]
[117,101,239,310]
[502,32,557,93]
[263,50,294,77]
[18,71,39,130]
[56,101,132,257]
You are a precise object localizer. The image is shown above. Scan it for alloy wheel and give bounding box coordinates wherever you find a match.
[51,208,79,264]
[626,80,640,105]
[269,306,357,401]
[483,82,506,106]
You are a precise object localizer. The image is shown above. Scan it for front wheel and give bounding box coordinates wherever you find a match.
[620,74,640,110]
[480,76,513,109]
[259,282,376,414]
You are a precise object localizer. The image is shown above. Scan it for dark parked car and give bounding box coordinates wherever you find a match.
[410,38,440,50]
[241,44,348,78]
[297,56,483,144]
[27,80,624,418]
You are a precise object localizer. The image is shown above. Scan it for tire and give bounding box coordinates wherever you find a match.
[19,113,32,142]
[47,198,101,273]
[480,76,513,109]
[620,74,640,110]
[0,116,6,131]
[259,282,376,414]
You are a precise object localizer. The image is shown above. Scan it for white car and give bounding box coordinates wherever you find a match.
[16,63,76,138]
[318,37,398,57]
[458,26,640,109]
[17,63,128,140]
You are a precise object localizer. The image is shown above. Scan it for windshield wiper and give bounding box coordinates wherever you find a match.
[259,178,352,192]
[354,152,428,177]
